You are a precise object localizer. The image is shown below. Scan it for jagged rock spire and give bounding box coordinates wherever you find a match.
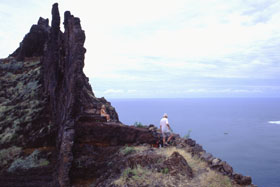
[0,3,118,187]
[10,17,50,60]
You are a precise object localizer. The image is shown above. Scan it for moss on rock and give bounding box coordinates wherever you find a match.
[0,57,52,147]
[7,149,49,172]
[0,146,22,169]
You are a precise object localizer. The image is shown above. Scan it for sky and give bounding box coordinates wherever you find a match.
[0,0,280,98]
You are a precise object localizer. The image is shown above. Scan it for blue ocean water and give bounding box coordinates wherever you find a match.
[110,98,280,187]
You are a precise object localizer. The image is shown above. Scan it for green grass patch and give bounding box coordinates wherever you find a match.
[114,165,147,186]
[161,168,169,174]
[120,146,136,156]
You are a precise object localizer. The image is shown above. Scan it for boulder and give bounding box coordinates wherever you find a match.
[162,151,193,178]
[201,152,213,163]
[212,158,221,166]
[185,138,196,147]
[190,144,204,156]
[233,173,252,185]
[221,161,233,175]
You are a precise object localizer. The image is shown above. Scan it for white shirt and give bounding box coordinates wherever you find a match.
[160,117,169,133]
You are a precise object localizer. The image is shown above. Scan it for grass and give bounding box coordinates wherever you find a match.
[120,146,136,156]
[107,145,241,186]
[199,168,234,187]
[133,145,149,152]
[114,147,196,186]
[155,147,239,187]
[113,165,153,186]
[161,167,169,174]
[113,164,190,187]
[157,147,208,173]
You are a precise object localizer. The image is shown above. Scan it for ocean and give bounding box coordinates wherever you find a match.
[110,98,280,187]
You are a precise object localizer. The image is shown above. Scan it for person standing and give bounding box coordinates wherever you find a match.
[160,113,173,146]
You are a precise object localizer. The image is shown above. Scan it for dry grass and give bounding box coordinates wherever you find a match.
[120,145,150,156]
[198,168,236,187]
[113,164,194,187]
[113,165,173,187]
[73,146,242,186]
[115,165,146,184]
[112,147,207,187]
[156,147,208,173]
[120,146,136,155]
[154,147,239,187]
[133,145,150,152]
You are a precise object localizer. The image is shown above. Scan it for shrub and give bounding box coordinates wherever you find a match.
[117,165,145,183]
[133,121,145,128]
[122,168,136,178]
[183,130,192,139]
[8,150,49,172]
[161,168,169,174]
[120,146,136,156]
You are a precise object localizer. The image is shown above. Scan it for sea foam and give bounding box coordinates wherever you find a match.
[268,121,280,125]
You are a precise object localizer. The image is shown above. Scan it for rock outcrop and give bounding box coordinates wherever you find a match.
[0,3,255,187]
[10,18,50,61]
[0,3,124,187]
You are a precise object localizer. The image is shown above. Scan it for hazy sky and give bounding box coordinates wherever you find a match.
[1,0,280,98]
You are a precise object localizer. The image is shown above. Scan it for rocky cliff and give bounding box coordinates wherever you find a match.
[0,3,255,187]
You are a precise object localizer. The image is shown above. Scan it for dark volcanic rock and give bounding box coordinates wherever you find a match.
[185,138,196,147]
[221,161,233,175]
[201,152,214,163]
[233,173,252,185]
[41,3,120,186]
[10,17,50,60]
[162,151,193,178]
[189,143,204,156]
[75,122,158,146]
[70,143,122,182]
[42,4,85,186]
[125,153,164,169]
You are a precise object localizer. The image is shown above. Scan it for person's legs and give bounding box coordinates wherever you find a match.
[162,133,166,145]
[166,133,173,143]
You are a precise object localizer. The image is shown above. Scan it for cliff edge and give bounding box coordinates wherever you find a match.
[0,4,255,187]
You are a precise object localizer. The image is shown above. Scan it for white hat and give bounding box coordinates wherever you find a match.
[163,113,168,117]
